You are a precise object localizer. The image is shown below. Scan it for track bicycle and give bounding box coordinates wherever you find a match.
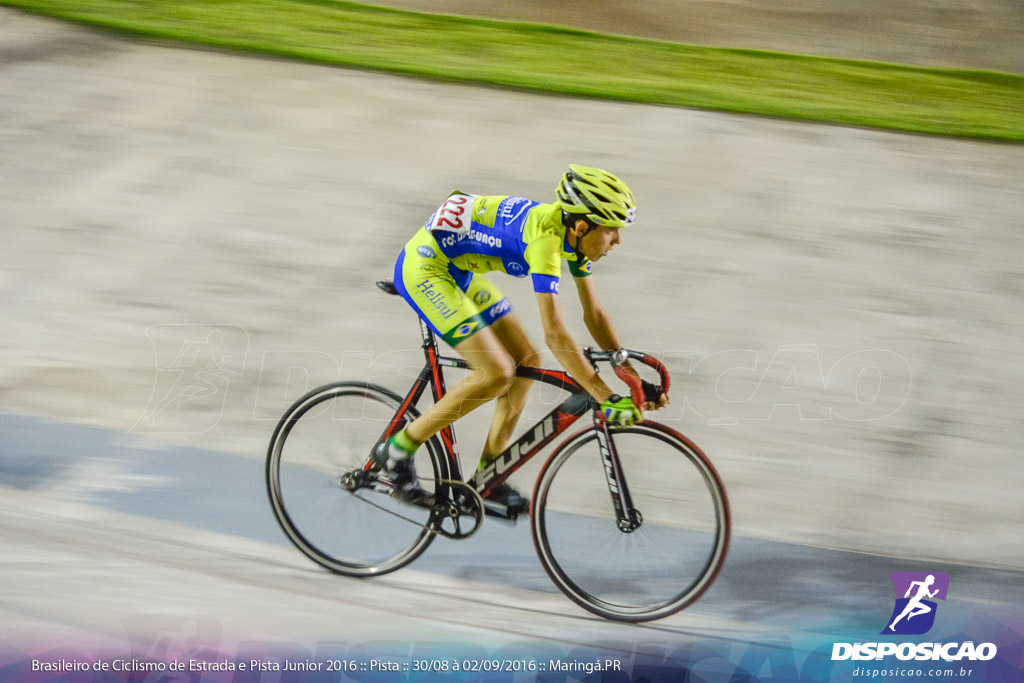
[266,280,730,622]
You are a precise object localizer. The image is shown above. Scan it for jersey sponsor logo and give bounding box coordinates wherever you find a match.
[419,263,447,277]
[439,229,502,250]
[549,280,560,293]
[416,246,436,259]
[487,300,511,319]
[498,197,532,228]
[415,280,460,320]
[451,320,479,339]
[506,261,526,276]
[473,290,492,305]
[470,229,502,248]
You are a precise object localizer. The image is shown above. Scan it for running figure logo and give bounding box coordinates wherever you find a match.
[135,325,248,434]
[881,571,949,635]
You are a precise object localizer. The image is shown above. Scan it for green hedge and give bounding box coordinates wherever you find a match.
[4,0,1022,140]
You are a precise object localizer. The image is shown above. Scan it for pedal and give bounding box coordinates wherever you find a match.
[482,499,525,523]
[358,468,433,507]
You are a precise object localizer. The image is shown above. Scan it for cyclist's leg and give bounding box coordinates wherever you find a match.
[404,327,515,443]
[451,273,536,466]
[390,231,516,447]
[479,312,540,466]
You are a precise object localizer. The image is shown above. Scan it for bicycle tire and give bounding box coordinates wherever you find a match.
[531,421,730,622]
[266,381,449,577]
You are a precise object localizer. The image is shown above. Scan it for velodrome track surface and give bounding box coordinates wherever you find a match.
[1,8,1023,661]
[3,412,1023,653]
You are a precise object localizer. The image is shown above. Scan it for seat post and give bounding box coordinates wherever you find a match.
[419,318,438,353]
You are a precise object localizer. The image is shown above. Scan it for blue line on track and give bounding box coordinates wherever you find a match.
[2,412,1021,637]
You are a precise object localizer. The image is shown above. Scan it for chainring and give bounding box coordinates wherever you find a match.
[428,479,484,540]
[341,469,484,540]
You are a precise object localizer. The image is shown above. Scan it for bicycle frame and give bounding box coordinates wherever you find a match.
[269,289,727,619]
[374,319,638,522]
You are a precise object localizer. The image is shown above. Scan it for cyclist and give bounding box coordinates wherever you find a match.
[374,165,670,513]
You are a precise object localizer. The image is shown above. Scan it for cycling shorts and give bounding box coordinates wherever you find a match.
[393,228,513,346]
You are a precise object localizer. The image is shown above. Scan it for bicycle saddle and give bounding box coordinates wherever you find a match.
[376,279,400,296]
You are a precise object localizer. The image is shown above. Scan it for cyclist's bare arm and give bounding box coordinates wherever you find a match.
[574,272,626,353]
[536,291,614,403]
[573,275,670,410]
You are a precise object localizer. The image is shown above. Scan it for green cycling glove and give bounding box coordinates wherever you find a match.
[600,394,642,427]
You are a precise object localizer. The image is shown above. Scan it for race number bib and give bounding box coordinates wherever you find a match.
[426,192,476,236]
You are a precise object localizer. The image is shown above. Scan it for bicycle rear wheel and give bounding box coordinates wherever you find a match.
[531,422,730,622]
[266,381,446,577]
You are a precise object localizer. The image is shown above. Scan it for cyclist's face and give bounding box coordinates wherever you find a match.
[579,224,621,261]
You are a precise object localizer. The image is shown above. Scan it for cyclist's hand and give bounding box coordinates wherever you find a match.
[601,394,643,427]
[641,379,671,412]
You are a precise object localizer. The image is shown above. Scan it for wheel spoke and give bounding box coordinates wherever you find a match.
[531,424,729,621]
[266,383,440,576]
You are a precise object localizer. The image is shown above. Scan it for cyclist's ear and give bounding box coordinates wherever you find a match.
[570,219,592,245]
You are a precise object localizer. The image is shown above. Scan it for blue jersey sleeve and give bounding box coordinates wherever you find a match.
[531,274,560,294]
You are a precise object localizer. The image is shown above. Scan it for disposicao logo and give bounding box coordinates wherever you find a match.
[882,571,948,635]
[831,571,997,663]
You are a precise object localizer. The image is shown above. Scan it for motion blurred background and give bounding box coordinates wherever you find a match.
[1,0,1022,653]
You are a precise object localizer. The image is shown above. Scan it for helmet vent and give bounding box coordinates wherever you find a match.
[555,164,635,229]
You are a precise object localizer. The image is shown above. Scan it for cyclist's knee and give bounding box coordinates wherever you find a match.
[479,355,516,396]
[458,329,516,396]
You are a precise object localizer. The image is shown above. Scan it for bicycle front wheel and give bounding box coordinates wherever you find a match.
[266,381,446,577]
[531,422,730,622]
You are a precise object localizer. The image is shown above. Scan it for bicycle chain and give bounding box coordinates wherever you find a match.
[349,477,484,540]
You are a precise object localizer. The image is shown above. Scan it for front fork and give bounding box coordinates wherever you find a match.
[593,418,643,533]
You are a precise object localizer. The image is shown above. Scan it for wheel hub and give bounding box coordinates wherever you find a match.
[617,509,643,533]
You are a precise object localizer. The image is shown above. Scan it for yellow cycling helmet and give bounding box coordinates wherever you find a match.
[556,164,636,228]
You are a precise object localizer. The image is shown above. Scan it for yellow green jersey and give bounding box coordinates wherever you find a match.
[424,193,593,294]
[391,193,594,346]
